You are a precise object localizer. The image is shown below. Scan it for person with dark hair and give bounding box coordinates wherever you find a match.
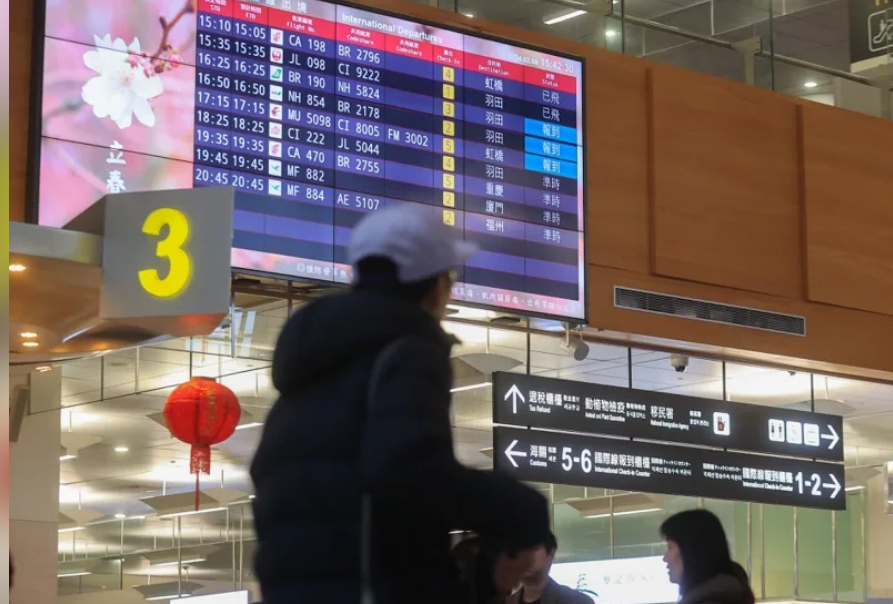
[251,205,552,604]
[506,532,592,604]
[660,510,755,604]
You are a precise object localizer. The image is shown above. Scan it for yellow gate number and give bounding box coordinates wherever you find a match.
[138,208,192,299]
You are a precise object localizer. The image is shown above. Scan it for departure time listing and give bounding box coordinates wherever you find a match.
[193,0,587,319]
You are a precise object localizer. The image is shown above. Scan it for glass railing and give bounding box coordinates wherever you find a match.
[439,0,893,120]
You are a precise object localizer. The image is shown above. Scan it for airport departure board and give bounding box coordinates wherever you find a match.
[37,0,587,319]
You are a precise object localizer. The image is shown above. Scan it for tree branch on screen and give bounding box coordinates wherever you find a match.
[153,0,198,64]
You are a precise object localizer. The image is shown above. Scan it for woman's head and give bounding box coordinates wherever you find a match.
[661,510,735,593]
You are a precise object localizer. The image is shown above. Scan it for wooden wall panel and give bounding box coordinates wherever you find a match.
[650,68,804,299]
[803,103,893,317]
[589,265,893,376]
[10,0,34,223]
[585,54,650,274]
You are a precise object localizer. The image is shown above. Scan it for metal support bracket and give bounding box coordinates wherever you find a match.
[869,75,893,120]
[732,37,764,87]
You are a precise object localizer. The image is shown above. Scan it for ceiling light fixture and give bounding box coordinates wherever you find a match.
[58,572,92,578]
[60,454,78,462]
[115,447,130,453]
[59,527,86,533]
[23,342,40,348]
[544,9,587,25]
[115,514,127,519]
[234,422,264,431]
[463,13,474,18]
[21,332,38,339]
[9,264,27,272]
[845,486,866,493]
[451,382,493,394]
[804,81,818,89]
[36,366,52,373]
[158,507,227,520]
[153,558,207,568]
[585,507,663,520]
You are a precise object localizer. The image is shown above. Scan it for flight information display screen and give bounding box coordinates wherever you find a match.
[36,0,587,319]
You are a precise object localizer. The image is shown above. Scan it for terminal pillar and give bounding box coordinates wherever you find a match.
[10,370,62,604]
[866,467,893,600]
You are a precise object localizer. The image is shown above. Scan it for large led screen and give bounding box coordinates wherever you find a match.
[36,0,587,319]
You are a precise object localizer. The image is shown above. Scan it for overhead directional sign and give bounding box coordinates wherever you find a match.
[848,0,893,64]
[495,427,846,511]
[493,373,845,463]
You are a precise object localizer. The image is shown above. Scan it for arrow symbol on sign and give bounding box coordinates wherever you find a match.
[505,385,525,414]
[504,440,528,469]
[821,425,840,450]
[822,474,842,499]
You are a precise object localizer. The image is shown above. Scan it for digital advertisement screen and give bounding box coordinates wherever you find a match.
[36,0,587,320]
[551,557,679,604]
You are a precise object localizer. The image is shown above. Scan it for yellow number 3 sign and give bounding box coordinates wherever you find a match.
[138,208,193,299]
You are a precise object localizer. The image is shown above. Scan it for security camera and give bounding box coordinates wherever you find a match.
[671,354,690,374]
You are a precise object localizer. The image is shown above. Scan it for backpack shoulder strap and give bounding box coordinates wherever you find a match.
[360,336,413,604]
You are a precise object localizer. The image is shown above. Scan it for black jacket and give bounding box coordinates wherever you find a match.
[251,291,551,604]
[507,579,595,604]
[681,574,756,604]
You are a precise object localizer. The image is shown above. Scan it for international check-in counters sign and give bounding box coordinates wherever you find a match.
[492,373,846,511]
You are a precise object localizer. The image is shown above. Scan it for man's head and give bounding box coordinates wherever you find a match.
[348,205,478,320]
[522,532,558,588]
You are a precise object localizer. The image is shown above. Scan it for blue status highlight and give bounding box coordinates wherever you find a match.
[524,154,578,179]
[525,137,579,163]
[524,119,579,145]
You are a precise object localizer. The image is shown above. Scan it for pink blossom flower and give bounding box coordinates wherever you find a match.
[81,34,164,129]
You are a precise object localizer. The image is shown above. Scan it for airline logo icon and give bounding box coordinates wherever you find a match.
[269,179,282,196]
[270,85,284,102]
[268,141,283,158]
[269,122,283,139]
[269,104,283,121]
[270,67,284,83]
[271,48,284,64]
[268,160,283,177]
[271,29,284,46]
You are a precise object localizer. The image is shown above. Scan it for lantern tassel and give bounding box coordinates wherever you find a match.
[190,445,212,512]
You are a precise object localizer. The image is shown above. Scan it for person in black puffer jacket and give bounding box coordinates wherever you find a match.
[251,205,552,604]
[661,510,756,604]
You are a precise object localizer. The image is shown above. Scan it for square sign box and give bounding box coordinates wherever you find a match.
[65,188,235,324]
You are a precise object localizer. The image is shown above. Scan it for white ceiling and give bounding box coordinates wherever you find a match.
[47,296,893,584]
[54,299,893,515]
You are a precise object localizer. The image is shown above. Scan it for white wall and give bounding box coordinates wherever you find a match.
[867,469,893,599]
[10,371,61,604]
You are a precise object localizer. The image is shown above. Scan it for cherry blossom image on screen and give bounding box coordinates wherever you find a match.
[39,0,198,226]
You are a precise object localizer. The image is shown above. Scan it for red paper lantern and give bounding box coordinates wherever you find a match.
[164,377,241,508]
